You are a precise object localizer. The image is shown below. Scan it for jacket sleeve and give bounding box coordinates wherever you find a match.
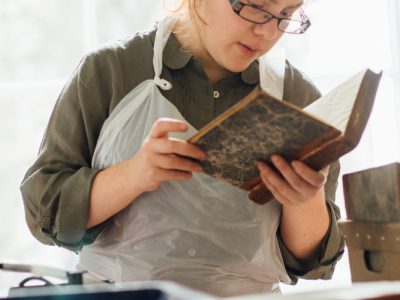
[277,161,345,283]
[20,52,112,252]
[20,32,160,252]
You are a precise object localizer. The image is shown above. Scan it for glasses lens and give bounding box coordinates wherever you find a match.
[240,5,272,24]
[278,10,309,34]
[279,19,302,33]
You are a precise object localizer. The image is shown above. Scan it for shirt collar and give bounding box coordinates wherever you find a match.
[150,28,260,84]
[241,60,260,85]
[150,29,192,70]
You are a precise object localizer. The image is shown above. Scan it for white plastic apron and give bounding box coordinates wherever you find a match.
[79,17,290,297]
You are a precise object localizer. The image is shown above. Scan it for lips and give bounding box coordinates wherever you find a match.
[241,43,259,52]
[238,42,260,57]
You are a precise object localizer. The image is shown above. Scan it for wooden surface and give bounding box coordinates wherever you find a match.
[343,163,400,222]
[339,220,400,282]
[339,220,400,252]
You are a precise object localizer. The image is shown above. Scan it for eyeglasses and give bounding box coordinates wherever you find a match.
[230,0,311,34]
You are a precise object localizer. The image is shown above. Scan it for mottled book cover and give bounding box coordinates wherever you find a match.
[188,86,340,189]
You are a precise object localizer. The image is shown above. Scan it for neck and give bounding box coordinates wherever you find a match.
[173,19,232,85]
[202,62,232,85]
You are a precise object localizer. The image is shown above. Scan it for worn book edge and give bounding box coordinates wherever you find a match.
[249,69,382,204]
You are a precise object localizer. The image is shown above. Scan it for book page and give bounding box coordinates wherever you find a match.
[303,70,367,133]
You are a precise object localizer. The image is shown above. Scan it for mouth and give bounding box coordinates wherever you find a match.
[237,43,259,57]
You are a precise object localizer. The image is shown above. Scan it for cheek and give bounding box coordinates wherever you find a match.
[203,17,242,50]
[201,2,244,44]
[203,25,236,61]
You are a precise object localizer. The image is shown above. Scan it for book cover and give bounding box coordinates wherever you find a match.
[188,69,382,204]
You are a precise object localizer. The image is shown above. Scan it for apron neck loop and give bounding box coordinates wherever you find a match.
[155,76,173,90]
[153,17,176,91]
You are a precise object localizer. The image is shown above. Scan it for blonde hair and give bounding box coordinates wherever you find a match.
[163,0,198,23]
[163,0,206,57]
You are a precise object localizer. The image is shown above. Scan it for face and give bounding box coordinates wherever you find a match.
[194,0,303,73]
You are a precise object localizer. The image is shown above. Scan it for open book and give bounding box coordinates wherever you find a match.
[187,69,382,204]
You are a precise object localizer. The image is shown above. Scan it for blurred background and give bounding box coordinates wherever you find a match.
[0,0,399,297]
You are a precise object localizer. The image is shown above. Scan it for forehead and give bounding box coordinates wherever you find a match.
[255,0,304,9]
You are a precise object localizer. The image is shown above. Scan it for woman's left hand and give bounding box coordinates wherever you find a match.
[257,154,329,207]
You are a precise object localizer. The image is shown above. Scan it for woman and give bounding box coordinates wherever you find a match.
[21,0,344,296]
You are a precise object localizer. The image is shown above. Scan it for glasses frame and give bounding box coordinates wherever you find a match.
[230,0,311,34]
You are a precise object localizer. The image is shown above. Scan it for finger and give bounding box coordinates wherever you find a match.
[257,161,298,200]
[291,160,327,188]
[154,153,203,173]
[270,155,311,192]
[150,118,189,139]
[150,138,206,160]
[261,173,294,206]
[154,167,193,182]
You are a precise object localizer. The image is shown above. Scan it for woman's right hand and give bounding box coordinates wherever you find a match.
[127,118,206,193]
[87,118,206,228]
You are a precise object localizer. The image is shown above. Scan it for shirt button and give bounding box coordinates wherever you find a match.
[213,90,220,99]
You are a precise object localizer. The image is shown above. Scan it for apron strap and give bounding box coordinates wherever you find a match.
[258,46,286,100]
[153,17,176,91]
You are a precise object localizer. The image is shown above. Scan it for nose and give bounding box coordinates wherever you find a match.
[252,20,279,40]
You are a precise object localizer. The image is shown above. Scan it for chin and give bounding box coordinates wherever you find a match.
[225,60,253,73]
